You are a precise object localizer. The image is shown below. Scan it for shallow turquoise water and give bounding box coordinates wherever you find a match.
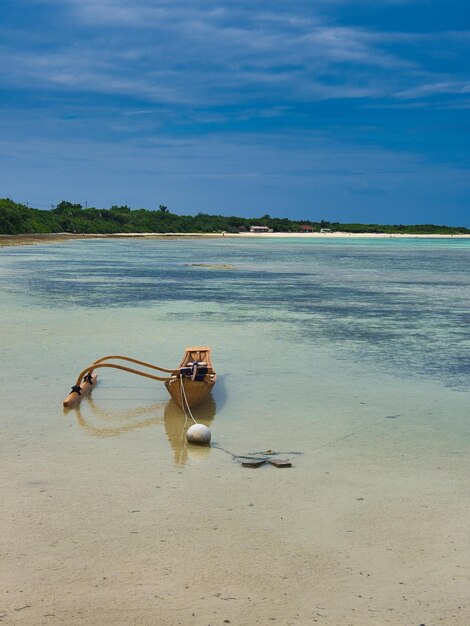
[2,236,469,384]
[1,236,468,464]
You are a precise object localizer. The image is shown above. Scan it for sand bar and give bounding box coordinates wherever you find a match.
[1,231,469,247]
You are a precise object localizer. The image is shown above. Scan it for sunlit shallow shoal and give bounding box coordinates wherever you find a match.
[0,237,469,625]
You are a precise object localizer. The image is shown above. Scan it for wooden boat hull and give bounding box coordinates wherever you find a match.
[165,376,215,410]
[165,346,216,410]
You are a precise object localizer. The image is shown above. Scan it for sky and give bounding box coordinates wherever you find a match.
[1,0,469,225]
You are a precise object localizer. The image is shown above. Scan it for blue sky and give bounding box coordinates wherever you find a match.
[1,0,469,224]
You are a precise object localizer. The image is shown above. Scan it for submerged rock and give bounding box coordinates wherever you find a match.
[187,263,236,270]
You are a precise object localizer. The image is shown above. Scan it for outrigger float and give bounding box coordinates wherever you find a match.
[63,347,216,411]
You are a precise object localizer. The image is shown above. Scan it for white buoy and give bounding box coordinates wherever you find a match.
[186,423,211,445]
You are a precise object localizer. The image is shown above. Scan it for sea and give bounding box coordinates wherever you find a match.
[1,236,469,625]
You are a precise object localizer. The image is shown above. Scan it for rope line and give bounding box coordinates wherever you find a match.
[179,373,198,425]
[212,444,302,463]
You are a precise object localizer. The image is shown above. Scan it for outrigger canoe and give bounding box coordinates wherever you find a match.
[63,346,216,411]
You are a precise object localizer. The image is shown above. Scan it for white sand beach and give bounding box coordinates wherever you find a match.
[234,231,470,238]
[1,231,470,248]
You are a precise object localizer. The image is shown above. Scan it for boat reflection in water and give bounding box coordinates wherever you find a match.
[163,396,216,466]
[68,395,217,466]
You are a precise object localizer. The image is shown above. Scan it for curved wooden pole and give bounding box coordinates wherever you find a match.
[92,355,174,373]
[64,361,175,408]
[75,362,172,388]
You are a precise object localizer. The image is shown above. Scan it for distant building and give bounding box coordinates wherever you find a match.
[249,225,272,233]
[299,224,315,233]
[320,228,332,233]
[238,226,247,232]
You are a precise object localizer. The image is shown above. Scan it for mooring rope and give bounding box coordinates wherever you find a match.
[211,444,302,465]
[179,373,198,425]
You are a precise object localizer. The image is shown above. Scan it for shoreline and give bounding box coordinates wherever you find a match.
[0,232,222,247]
[1,231,469,247]
[232,231,470,239]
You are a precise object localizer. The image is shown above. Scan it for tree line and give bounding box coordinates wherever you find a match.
[0,198,468,235]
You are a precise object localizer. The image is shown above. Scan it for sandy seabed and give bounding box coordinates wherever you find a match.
[1,235,469,626]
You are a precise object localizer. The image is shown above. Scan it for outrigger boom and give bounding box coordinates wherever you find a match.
[63,347,216,410]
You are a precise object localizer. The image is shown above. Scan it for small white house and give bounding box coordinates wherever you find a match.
[249,225,272,233]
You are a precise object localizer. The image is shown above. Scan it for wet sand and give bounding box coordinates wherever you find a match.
[3,392,469,626]
[0,233,220,247]
[0,233,81,246]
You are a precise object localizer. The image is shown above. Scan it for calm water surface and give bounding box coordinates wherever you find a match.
[1,237,469,624]
[1,237,469,450]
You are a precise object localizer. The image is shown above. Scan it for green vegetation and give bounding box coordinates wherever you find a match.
[0,198,468,235]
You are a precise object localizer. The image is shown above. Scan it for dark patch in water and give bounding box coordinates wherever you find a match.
[2,238,469,390]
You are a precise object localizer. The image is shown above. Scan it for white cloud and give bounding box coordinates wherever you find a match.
[397,80,470,99]
[3,1,469,107]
